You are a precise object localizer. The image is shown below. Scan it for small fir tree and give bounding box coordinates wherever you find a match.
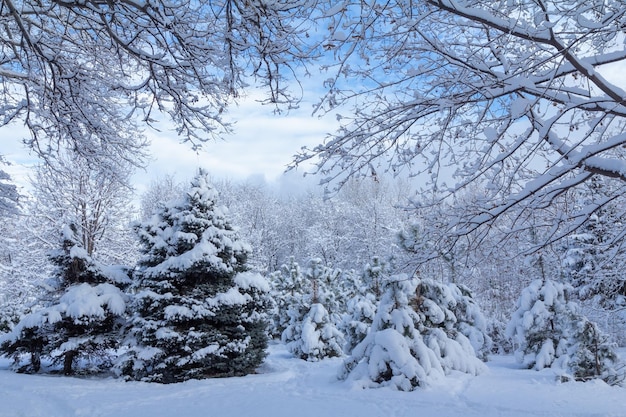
[268,257,307,338]
[0,224,128,374]
[507,279,576,370]
[340,275,486,391]
[342,289,377,355]
[412,278,488,374]
[340,275,445,391]
[416,279,492,362]
[287,302,344,361]
[507,278,622,383]
[282,258,344,361]
[341,257,388,354]
[116,170,269,383]
[561,314,622,384]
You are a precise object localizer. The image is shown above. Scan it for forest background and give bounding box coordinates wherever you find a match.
[1,0,626,370]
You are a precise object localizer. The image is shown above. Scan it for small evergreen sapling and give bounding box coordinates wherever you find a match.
[507,279,577,370]
[341,257,388,354]
[417,279,492,362]
[268,257,307,338]
[340,275,487,391]
[340,274,444,391]
[508,279,623,383]
[282,258,344,361]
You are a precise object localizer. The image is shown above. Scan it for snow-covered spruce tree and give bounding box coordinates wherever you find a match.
[507,279,577,370]
[339,274,445,391]
[412,279,488,373]
[268,257,307,338]
[282,258,344,361]
[341,257,388,354]
[416,279,492,362]
[507,279,622,383]
[560,314,622,384]
[340,275,486,391]
[0,224,128,374]
[117,170,270,383]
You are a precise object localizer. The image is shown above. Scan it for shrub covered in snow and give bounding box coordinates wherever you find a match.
[342,291,377,355]
[0,224,128,374]
[561,315,622,384]
[340,275,486,391]
[116,170,270,383]
[284,303,344,361]
[508,279,574,370]
[508,279,622,384]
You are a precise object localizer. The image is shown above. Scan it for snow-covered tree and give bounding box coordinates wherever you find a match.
[342,287,377,356]
[561,315,623,385]
[414,278,490,369]
[295,0,626,257]
[340,275,445,391]
[268,257,307,338]
[284,302,344,362]
[139,174,187,221]
[417,279,492,361]
[30,152,137,264]
[281,258,344,361]
[508,279,578,370]
[0,224,128,374]
[507,279,622,383]
[117,170,270,383]
[341,258,389,354]
[0,157,19,217]
[560,177,626,310]
[340,274,485,391]
[2,1,312,173]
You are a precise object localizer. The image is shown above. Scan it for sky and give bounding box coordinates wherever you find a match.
[131,92,336,196]
[0,88,339,197]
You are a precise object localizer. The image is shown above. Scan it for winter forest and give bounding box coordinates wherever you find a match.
[2,1,626,415]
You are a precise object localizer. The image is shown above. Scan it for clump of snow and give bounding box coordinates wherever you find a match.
[235,271,271,292]
[61,283,126,319]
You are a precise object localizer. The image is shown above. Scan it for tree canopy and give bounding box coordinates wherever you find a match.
[296,0,626,254]
[3,0,626,254]
[0,0,312,173]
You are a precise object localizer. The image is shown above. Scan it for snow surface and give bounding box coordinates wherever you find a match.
[1,343,625,417]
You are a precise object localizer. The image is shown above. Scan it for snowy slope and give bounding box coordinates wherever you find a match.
[1,343,624,417]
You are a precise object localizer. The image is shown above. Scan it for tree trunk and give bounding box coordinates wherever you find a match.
[64,350,77,375]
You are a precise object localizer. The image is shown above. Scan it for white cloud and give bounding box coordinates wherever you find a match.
[133,92,337,194]
[0,90,338,197]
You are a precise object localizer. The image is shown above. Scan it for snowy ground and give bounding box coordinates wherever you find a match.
[1,343,625,417]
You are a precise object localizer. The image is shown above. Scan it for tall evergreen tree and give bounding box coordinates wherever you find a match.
[117,170,269,383]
